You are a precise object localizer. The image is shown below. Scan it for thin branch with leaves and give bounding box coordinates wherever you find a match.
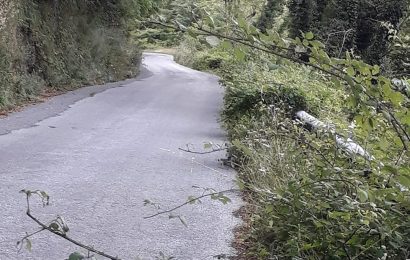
[20,190,122,260]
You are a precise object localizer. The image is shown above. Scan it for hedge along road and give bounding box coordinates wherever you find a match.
[0,53,241,260]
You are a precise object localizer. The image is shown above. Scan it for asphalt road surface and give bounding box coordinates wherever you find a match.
[0,53,241,260]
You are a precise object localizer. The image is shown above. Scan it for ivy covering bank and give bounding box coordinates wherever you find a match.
[0,0,159,110]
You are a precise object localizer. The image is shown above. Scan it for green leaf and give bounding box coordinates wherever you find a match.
[346,67,355,77]
[318,49,331,64]
[205,36,220,47]
[344,75,355,87]
[220,40,232,50]
[305,32,314,40]
[295,45,307,53]
[205,16,215,29]
[25,239,32,252]
[249,24,258,36]
[362,219,370,225]
[328,211,351,220]
[68,252,85,260]
[178,216,188,227]
[310,40,325,49]
[331,76,341,88]
[218,195,231,204]
[234,48,245,61]
[268,63,280,71]
[238,17,247,28]
[397,175,410,188]
[383,165,398,175]
[187,196,197,204]
[302,39,310,47]
[294,37,302,45]
[187,28,197,38]
[268,220,274,228]
[265,204,274,213]
[389,91,404,106]
[402,112,410,126]
[175,21,186,31]
[302,243,315,250]
[372,65,380,75]
[49,222,60,231]
[357,188,368,203]
[359,66,371,76]
[203,142,213,149]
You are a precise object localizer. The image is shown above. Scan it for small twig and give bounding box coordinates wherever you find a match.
[297,178,358,191]
[144,189,238,219]
[387,149,406,185]
[338,29,354,58]
[343,246,353,260]
[178,147,228,154]
[351,226,401,260]
[23,192,122,260]
[17,228,46,251]
[333,225,365,257]
[275,133,334,166]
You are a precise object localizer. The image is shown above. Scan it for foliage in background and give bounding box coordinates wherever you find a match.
[288,0,409,68]
[256,0,286,33]
[133,0,202,48]
[385,13,410,77]
[0,0,159,110]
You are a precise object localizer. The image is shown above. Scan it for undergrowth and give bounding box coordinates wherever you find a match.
[175,33,410,259]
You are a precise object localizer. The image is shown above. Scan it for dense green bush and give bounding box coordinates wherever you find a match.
[192,50,232,70]
[217,53,410,259]
[174,35,234,71]
[222,79,311,125]
[229,110,410,259]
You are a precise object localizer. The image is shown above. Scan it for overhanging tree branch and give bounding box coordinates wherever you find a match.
[145,20,409,150]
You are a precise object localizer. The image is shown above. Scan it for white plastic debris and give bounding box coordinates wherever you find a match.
[295,111,374,161]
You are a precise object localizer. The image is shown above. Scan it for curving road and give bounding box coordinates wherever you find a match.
[0,53,241,260]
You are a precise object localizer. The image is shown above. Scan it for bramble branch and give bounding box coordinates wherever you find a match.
[178,147,228,154]
[144,189,238,219]
[21,190,122,260]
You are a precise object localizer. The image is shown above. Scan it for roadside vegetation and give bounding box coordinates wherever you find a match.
[0,0,158,111]
[155,0,410,258]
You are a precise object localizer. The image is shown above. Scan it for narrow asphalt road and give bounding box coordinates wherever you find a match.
[0,53,241,260]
